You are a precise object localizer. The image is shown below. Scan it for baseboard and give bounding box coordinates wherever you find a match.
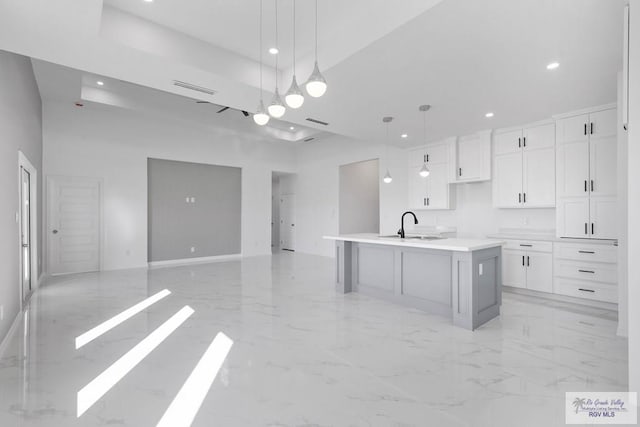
[503,286,618,312]
[0,311,23,360]
[148,254,242,268]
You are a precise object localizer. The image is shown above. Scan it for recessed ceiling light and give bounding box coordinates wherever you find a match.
[401,133,408,138]
[546,62,560,70]
[289,126,295,130]
[268,47,279,55]
[485,112,494,118]
[143,0,153,3]
[97,81,104,86]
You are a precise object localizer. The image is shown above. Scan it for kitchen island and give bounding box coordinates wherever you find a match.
[324,233,504,330]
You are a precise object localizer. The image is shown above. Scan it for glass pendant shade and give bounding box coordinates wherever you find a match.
[253,99,270,126]
[305,61,327,98]
[419,163,430,177]
[285,75,305,108]
[268,89,286,118]
[383,169,393,184]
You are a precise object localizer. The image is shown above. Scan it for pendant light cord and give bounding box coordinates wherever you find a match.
[292,0,296,75]
[314,0,318,61]
[259,0,263,97]
[423,110,427,156]
[274,0,279,90]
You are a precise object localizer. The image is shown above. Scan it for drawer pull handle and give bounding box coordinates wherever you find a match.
[578,288,595,293]
[578,250,595,254]
[578,269,595,274]
[519,244,532,247]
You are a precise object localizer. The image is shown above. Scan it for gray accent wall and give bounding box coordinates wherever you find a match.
[339,159,380,234]
[148,158,241,262]
[0,52,43,344]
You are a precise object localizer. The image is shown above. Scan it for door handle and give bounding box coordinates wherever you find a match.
[578,250,595,254]
[523,193,526,203]
[578,269,595,274]
[527,256,530,267]
[578,288,595,293]
[518,137,521,148]
[522,255,525,266]
[519,193,522,203]
[523,136,526,147]
[590,122,594,134]
[22,243,29,248]
[584,180,587,192]
[591,223,594,235]
[584,223,588,235]
[584,123,587,135]
[459,168,462,177]
[52,229,59,234]
[590,180,594,192]
[427,197,430,206]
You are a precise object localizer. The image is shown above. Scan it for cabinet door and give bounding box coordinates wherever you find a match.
[589,112,617,198]
[590,197,617,239]
[494,129,522,156]
[525,252,553,293]
[556,198,590,238]
[408,148,426,167]
[408,166,428,209]
[523,147,555,207]
[494,152,523,208]
[523,123,555,151]
[589,108,617,139]
[556,141,590,198]
[424,143,449,165]
[556,113,589,146]
[425,163,451,209]
[457,135,483,180]
[503,250,526,288]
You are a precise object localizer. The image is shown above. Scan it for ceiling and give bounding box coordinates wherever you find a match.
[31,59,324,143]
[0,0,625,146]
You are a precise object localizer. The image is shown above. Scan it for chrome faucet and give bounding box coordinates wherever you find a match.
[398,211,418,238]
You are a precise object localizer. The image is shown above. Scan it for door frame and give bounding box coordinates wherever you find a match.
[46,175,104,275]
[18,151,38,309]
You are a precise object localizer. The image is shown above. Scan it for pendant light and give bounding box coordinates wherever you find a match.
[285,0,304,109]
[305,0,327,98]
[383,116,393,184]
[268,0,286,118]
[253,0,270,126]
[419,104,431,178]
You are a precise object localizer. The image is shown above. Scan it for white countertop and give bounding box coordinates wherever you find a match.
[486,232,618,246]
[323,233,504,252]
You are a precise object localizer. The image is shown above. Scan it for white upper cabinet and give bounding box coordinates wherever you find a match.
[493,122,555,208]
[452,131,491,183]
[406,140,455,210]
[555,106,617,239]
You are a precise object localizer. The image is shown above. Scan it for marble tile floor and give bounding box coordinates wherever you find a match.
[0,252,628,427]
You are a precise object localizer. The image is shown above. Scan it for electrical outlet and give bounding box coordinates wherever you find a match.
[190,247,196,253]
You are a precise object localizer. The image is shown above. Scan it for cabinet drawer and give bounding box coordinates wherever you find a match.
[554,259,617,283]
[502,240,552,253]
[554,242,617,263]
[554,278,617,303]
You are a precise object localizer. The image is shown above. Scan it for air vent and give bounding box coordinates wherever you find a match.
[173,80,216,96]
[305,117,329,126]
[303,137,315,142]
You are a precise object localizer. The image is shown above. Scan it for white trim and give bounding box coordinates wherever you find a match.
[0,311,23,360]
[148,254,242,268]
[18,151,38,310]
[552,103,617,120]
[493,118,556,135]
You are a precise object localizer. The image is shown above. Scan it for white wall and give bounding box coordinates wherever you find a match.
[43,101,296,270]
[0,52,42,344]
[617,72,629,338]
[627,0,640,398]
[294,135,407,257]
[339,159,380,234]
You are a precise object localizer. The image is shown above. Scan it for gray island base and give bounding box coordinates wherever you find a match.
[325,234,504,331]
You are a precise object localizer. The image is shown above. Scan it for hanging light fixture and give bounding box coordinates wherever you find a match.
[253,0,270,126]
[285,1,304,109]
[419,104,431,178]
[305,0,327,98]
[268,0,286,118]
[383,116,393,184]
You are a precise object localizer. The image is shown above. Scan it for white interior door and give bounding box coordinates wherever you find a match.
[279,194,295,251]
[48,176,101,275]
[20,167,32,300]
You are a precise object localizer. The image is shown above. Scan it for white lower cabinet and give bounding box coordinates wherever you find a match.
[553,241,617,304]
[502,240,552,293]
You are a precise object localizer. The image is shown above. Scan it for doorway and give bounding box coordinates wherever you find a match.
[18,152,38,305]
[339,159,380,234]
[47,176,101,275]
[271,172,296,252]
